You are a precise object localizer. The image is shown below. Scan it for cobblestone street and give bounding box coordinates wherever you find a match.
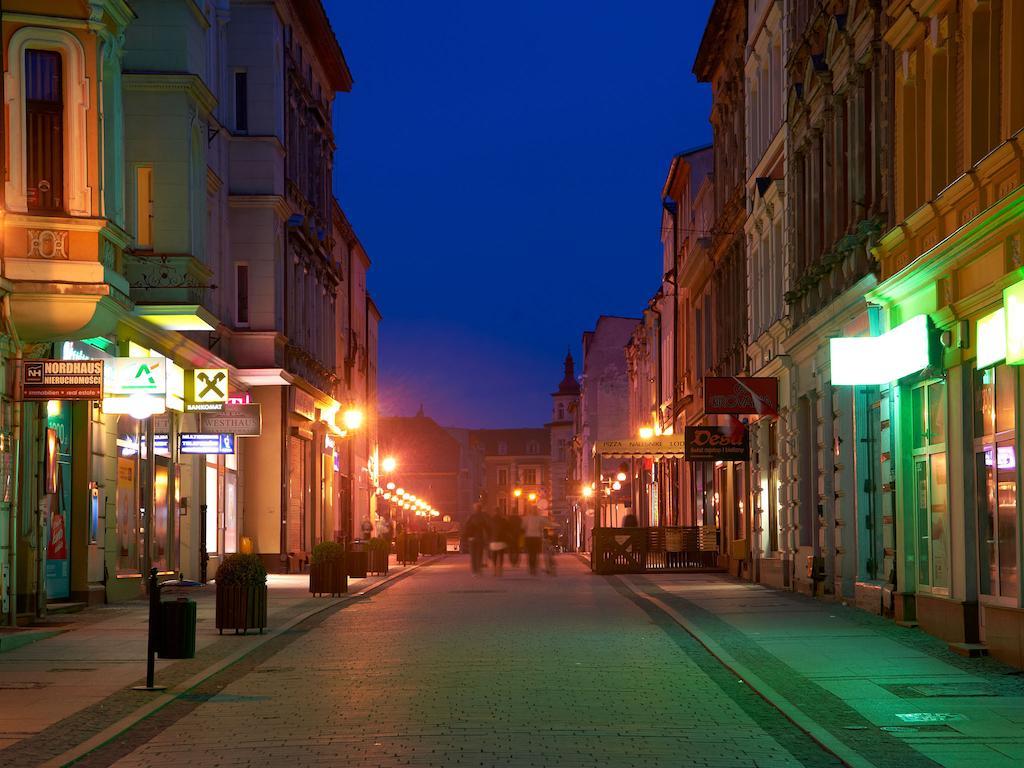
[6,555,1024,767]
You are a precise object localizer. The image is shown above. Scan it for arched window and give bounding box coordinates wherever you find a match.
[5,27,91,216]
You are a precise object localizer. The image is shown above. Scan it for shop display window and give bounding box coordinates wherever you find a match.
[910,380,949,592]
[974,366,1018,599]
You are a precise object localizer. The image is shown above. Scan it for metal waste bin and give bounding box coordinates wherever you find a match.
[156,579,202,660]
[158,598,197,659]
[348,541,368,578]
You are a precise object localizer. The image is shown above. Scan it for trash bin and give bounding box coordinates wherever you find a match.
[348,541,368,578]
[157,598,197,659]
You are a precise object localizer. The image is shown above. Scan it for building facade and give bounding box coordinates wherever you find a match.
[3,0,379,622]
[547,353,580,535]
[473,428,551,519]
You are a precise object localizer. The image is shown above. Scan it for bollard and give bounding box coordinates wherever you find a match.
[133,568,167,692]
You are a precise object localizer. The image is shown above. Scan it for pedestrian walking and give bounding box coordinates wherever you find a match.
[506,512,523,567]
[463,503,490,575]
[361,518,373,539]
[621,511,638,527]
[521,509,551,576]
[489,512,509,576]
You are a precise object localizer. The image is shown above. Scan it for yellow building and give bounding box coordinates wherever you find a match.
[838,0,1024,666]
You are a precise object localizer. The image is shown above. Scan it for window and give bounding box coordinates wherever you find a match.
[911,380,949,591]
[527,441,539,455]
[235,263,250,326]
[497,441,508,456]
[974,365,1018,599]
[136,166,153,247]
[25,49,63,212]
[234,71,248,132]
[497,467,508,486]
[523,468,538,485]
[557,404,565,421]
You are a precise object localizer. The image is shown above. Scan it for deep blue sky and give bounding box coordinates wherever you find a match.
[328,1,713,429]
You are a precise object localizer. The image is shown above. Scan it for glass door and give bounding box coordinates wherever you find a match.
[910,380,950,593]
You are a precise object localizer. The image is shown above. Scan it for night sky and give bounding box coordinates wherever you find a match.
[329,1,714,429]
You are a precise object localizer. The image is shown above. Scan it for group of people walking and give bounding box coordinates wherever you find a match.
[462,503,558,576]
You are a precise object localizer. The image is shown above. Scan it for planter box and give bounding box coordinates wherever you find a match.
[347,550,368,579]
[309,558,348,596]
[215,583,268,635]
[366,547,389,576]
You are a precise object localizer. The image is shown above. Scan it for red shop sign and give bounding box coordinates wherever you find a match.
[705,376,779,417]
[685,425,750,462]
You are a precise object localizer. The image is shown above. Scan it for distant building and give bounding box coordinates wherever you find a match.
[378,409,462,525]
[571,316,639,547]
[472,428,551,517]
[547,352,580,532]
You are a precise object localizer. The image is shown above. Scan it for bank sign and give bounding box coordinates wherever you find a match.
[685,425,749,462]
[704,377,779,416]
[23,359,103,400]
[107,358,166,395]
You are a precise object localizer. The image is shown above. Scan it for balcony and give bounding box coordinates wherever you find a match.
[1,212,133,341]
[784,216,883,327]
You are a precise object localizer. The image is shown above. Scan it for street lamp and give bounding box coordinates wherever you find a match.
[638,426,655,440]
[342,408,364,431]
[513,486,522,516]
[381,456,397,473]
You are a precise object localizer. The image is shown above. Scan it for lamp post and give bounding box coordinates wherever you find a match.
[513,486,522,516]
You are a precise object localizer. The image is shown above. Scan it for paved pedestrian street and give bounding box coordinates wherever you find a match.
[5,555,1024,768]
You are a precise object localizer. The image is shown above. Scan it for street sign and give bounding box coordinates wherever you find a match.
[179,433,235,455]
[684,425,749,462]
[704,376,779,416]
[23,359,103,400]
[186,368,228,411]
[198,403,262,437]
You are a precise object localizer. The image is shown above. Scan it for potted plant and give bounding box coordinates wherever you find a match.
[215,553,268,635]
[309,541,347,596]
[365,537,389,576]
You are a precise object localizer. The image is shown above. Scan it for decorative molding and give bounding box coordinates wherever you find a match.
[123,72,217,115]
[27,230,69,260]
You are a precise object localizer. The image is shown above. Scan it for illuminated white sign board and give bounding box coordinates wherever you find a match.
[976,309,1007,369]
[830,315,931,385]
[106,358,166,395]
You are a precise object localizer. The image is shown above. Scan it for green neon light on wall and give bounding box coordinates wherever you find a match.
[976,308,1006,369]
[1006,280,1024,365]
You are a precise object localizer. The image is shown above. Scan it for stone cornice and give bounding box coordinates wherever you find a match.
[123,72,218,115]
[229,195,291,221]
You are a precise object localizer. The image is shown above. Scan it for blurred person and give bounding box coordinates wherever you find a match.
[521,508,551,576]
[463,503,490,575]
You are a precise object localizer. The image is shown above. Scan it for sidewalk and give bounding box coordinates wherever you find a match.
[621,572,1024,768]
[0,556,433,761]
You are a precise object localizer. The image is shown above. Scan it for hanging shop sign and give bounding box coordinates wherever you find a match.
[198,403,262,437]
[106,357,166,395]
[830,315,933,385]
[23,359,104,400]
[179,433,235,455]
[291,388,316,420]
[1004,280,1024,365]
[704,376,779,416]
[186,368,228,411]
[684,425,749,462]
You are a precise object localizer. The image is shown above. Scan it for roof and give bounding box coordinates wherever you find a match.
[293,0,353,92]
[379,414,461,473]
[470,428,551,458]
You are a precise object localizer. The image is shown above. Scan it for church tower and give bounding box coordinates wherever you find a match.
[547,350,580,527]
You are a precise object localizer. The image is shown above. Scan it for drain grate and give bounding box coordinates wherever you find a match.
[895,712,967,723]
[883,682,998,698]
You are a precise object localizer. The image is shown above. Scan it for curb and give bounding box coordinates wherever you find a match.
[617,576,874,768]
[42,555,442,768]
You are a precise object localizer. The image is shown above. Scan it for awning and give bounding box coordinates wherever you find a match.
[594,435,686,459]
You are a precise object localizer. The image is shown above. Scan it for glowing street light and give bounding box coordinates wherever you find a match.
[581,485,594,498]
[528,492,537,503]
[638,426,655,440]
[381,456,397,473]
[342,408,364,431]
[616,471,627,482]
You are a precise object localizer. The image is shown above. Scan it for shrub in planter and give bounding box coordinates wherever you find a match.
[309,541,347,596]
[215,553,268,635]
[365,537,390,576]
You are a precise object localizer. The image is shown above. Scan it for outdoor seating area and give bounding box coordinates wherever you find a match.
[591,526,723,574]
